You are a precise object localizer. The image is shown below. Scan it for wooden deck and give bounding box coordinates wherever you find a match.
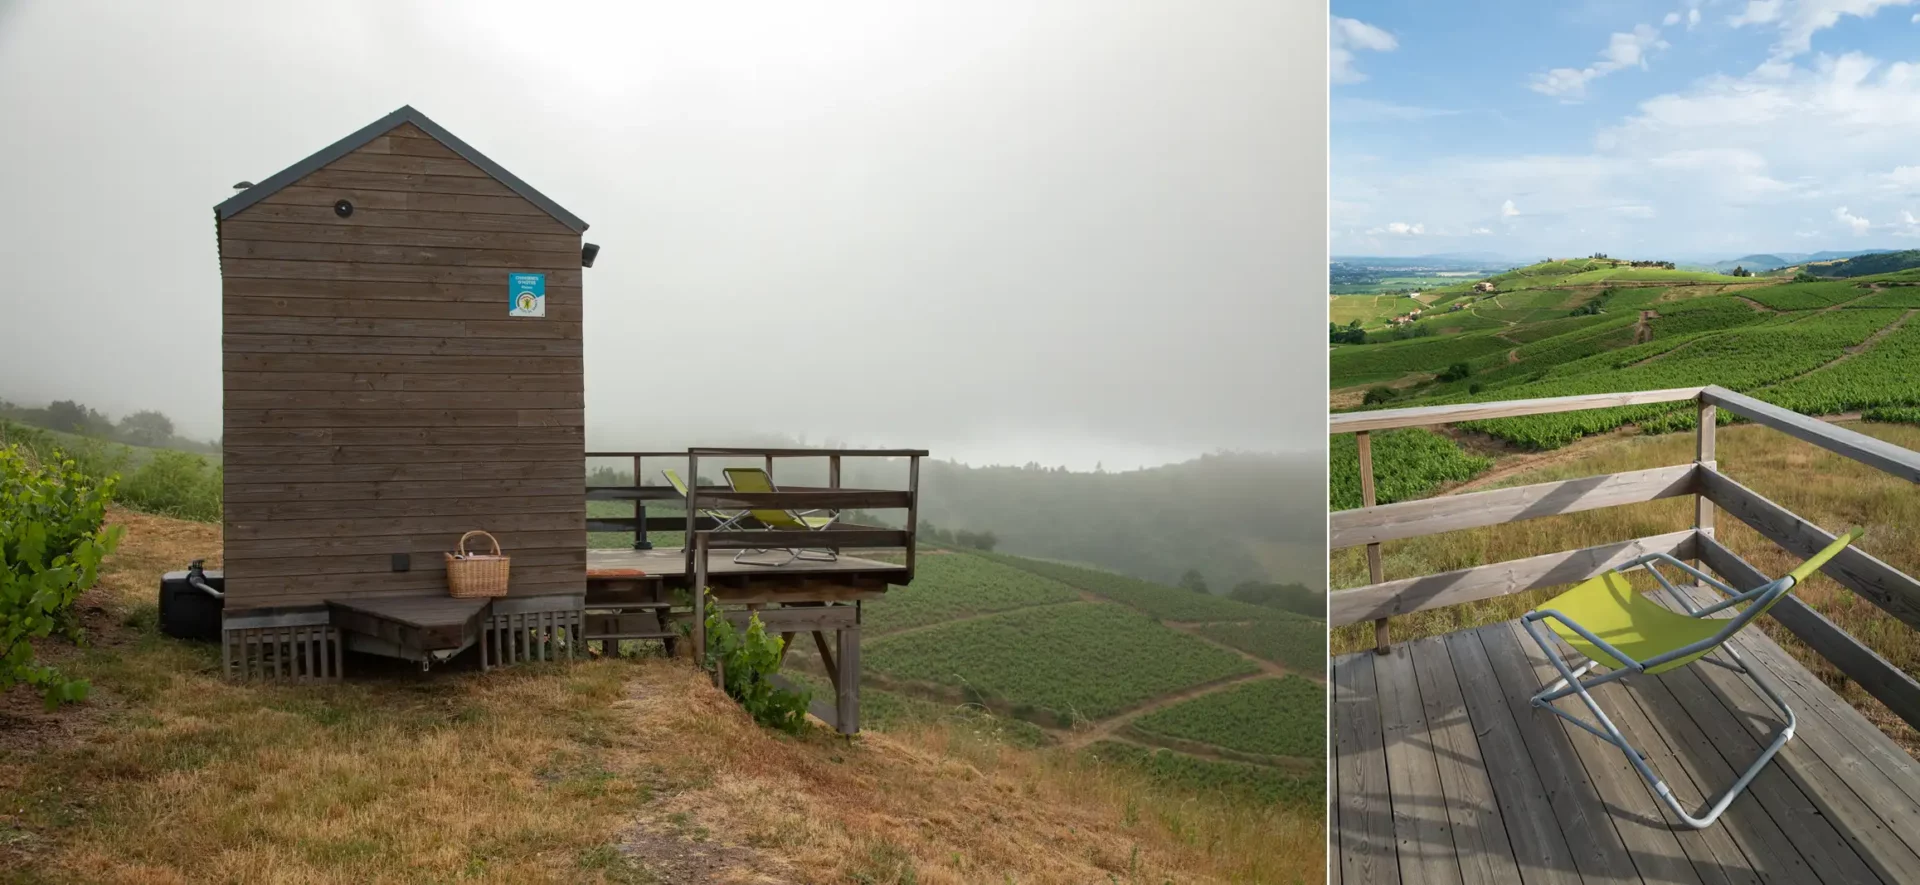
[329,594,489,652]
[1333,593,1920,885]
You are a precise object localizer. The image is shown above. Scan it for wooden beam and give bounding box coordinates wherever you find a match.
[1330,463,1700,550]
[1329,387,1704,435]
[700,528,910,550]
[1696,534,1920,730]
[1703,385,1920,484]
[1328,530,1697,627]
[1697,397,1717,545]
[1698,468,1920,631]
[836,622,861,736]
[687,447,930,458]
[1356,430,1386,653]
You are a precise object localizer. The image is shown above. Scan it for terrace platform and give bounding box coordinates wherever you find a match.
[1330,386,1920,883]
[1334,602,1920,885]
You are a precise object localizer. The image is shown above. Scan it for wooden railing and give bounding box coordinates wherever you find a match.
[585,447,926,662]
[1329,385,1920,729]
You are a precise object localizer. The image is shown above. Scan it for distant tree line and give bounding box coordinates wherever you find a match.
[917,519,997,552]
[0,398,217,453]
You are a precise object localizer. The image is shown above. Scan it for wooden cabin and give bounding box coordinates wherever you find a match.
[212,107,922,734]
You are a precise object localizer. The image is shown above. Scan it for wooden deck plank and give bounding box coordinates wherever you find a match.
[1676,586,1920,814]
[1476,623,1642,885]
[1688,652,1920,881]
[1619,656,1818,884]
[1376,645,1465,885]
[1648,586,1920,882]
[1502,621,1708,885]
[1334,651,1402,885]
[1406,636,1524,885]
[1441,630,1583,885]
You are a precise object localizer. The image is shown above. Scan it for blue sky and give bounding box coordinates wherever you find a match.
[1332,0,1920,260]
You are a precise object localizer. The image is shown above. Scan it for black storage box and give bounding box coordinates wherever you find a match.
[159,567,225,642]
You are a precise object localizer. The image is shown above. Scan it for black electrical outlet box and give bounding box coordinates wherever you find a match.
[393,552,411,572]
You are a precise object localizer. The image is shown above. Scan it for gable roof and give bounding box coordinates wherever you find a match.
[213,105,588,233]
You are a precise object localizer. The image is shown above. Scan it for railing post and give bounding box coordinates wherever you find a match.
[905,455,920,581]
[1696,393,1716,553]
[1357,430,1388,654]
[632,455,652,550]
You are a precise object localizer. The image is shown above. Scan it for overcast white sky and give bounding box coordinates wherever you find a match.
[0,0,1325,470]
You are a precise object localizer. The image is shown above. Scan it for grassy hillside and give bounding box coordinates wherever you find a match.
[1,511,1325,883]
[1818,249,1920,278]
[1329,257,1920,506]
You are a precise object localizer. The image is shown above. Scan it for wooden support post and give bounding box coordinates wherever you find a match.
[692,530,709,673]
[632,454,652,550]
[906,455,920,580]
[813,630,839,691]
[1357,430,1388,653]
[836,618,860,735]
[1696,397,1716,544]
[829,455,842,489]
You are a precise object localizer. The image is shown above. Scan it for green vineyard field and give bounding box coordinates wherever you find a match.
[1130,675,1326,759]
[859,553,1081,634]
[863,601,1259,721]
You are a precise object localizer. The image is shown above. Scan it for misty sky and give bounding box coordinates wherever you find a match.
[0,0,1325,471]
[1333,0,1920,260]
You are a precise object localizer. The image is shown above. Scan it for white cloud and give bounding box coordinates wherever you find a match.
[1331,17,1396,85]
[1334,97,1458,123]
[1614,204,1658,218]
[1335,42,1920,254]
[1665,12,1683,25]
[1691,7,1704,27]
[1502,199,1521,217]
[1531,24,1669,100]
[1729,0,1917,61]
[1367,221,1425,235]
[1472,227,1493,235]
[1835,205,1872,233]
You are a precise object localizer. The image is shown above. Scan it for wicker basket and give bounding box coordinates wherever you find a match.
[446,530,510,598]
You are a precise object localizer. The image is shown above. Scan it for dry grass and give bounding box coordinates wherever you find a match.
[1,509,1324,885]
[1332,422,1920,753]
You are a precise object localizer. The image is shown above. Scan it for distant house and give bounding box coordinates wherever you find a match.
[1473,281,1496,293]
[1408,308,1422,318]
[1449,302,1464,312]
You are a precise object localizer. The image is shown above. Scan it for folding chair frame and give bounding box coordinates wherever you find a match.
[721,467,843,567]
[1520,552,1798,830]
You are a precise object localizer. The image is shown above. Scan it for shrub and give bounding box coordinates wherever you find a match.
[1436,362,1471,382]
[1362,386,1397,406]
[697,592,811,734]
[2,445,123,709]
[117,450,222,521]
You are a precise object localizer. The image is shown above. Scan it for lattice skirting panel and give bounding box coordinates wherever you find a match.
[223,614,342,681]
[481,599,585,670]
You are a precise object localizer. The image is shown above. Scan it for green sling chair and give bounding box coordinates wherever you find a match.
[721,466,841,566]
[660,469,749,533]
[1521,526,1864,830]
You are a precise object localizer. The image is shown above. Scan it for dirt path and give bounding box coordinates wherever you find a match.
[1438,426,1640,496]
[1057,670,1273,751]
[1755,307,1916,390]
[1633,309,1656,344]
[1733,295,1777,313]
[1627,336,1695,368]
[1091,732,1323,775]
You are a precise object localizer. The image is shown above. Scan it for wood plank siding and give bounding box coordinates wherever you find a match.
[219,119,586,610]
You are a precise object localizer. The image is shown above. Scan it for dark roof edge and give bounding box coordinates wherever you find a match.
[212,105,588,233]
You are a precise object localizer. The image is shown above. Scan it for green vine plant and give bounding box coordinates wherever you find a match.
[688,590,812,734]
[1,445,124,709]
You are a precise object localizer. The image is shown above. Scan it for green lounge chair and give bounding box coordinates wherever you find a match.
[721,466,840,566]
[1521,527,1863,829]
[660,469,748,534]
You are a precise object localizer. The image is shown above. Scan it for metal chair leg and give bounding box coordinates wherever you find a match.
[1522,618,1794,830]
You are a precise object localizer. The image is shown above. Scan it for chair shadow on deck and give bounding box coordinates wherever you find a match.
[1335,619,1913,885]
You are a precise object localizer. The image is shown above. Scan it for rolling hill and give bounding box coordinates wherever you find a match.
[1330,258,1920,506]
